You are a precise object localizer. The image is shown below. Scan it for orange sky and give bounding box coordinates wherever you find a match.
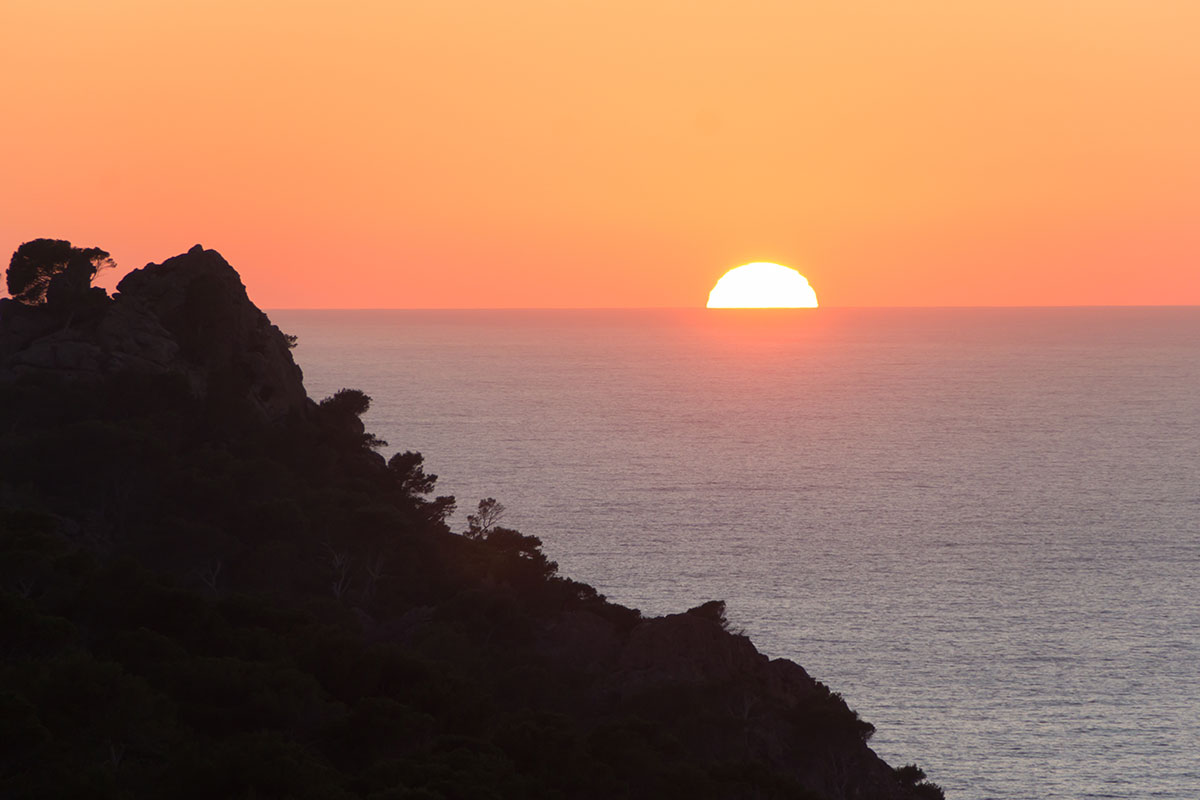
[2,1,1198,307]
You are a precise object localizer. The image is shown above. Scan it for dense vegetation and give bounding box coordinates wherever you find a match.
[0,242,943,799]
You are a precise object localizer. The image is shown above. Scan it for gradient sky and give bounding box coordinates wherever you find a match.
[3,1,1198,307]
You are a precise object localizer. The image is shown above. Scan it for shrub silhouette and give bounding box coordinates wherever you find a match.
[896,763,946,799]
[7,238,114,306]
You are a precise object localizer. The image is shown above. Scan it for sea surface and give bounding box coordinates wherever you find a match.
[272,308,1200,800]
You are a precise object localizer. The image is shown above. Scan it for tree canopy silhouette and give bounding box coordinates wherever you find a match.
[465,497,505,539]
[6,238,116,306]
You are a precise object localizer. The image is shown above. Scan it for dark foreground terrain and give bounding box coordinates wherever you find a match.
[0,244,944,799]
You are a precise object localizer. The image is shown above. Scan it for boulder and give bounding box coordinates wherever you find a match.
[115,245,308,422]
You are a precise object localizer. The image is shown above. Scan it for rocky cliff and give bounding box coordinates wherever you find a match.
[1,245,308,423]
[0,247,943,800]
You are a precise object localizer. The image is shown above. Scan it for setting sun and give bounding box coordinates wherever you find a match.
[706,262,819,308]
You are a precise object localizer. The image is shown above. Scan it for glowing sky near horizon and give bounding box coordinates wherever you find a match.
[2,1,1199,308]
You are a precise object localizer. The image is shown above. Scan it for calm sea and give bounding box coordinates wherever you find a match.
[272,308,1200,800]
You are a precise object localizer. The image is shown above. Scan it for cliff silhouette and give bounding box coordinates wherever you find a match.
[0,245,944,799]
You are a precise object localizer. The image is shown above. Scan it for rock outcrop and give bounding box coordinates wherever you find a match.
[541,600,919,800]
[1,245,308,423]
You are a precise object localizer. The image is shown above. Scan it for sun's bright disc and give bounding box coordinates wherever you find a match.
[706,262,818,308]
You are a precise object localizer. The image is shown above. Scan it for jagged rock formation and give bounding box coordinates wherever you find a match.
[0,247,943,800]
[1,245,307,423]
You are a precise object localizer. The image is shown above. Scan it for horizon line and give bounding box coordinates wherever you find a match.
[266,304,1200,311]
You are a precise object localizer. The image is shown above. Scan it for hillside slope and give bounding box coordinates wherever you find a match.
[0,246,944,799]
